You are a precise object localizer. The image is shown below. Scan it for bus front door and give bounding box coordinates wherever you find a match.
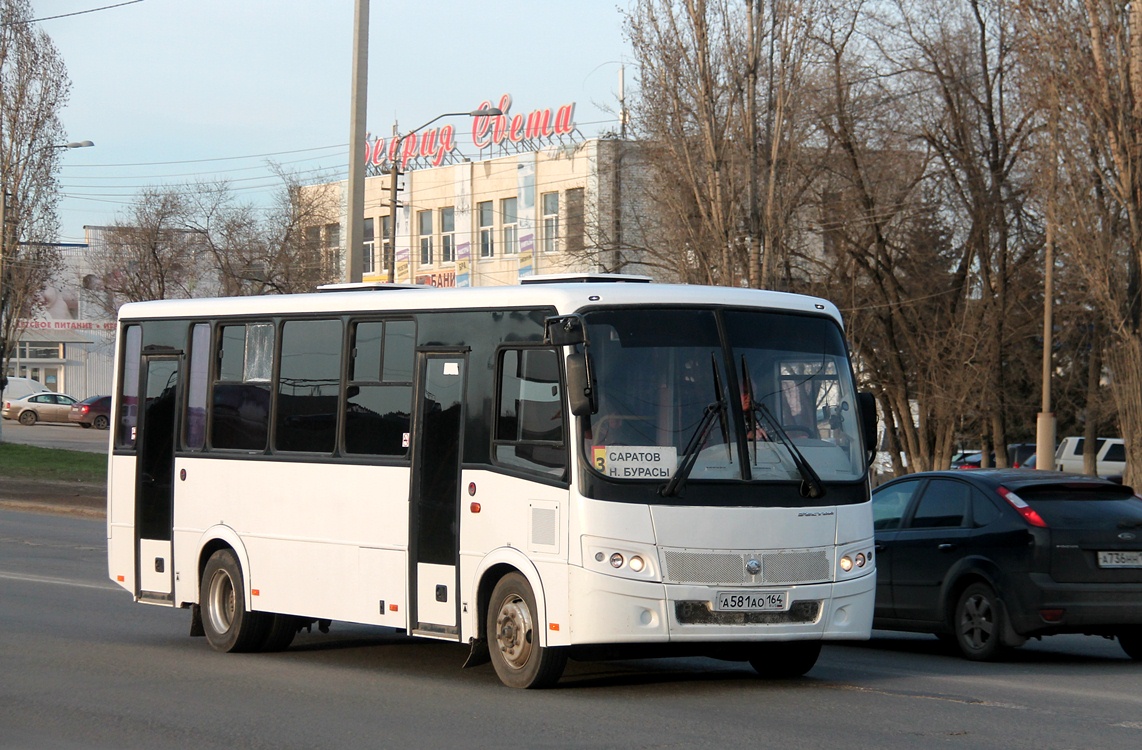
[409,352,467,638]
[135,354,180,604]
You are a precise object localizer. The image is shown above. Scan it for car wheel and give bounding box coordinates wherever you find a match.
[487,572,566,688]
[79,423,92,429]
[199,549,269,653]
[93,415,109,430]
[748,641,821,678]
[1118,628,1142,660]
[18,410,37,426]
[954,582,1005,661]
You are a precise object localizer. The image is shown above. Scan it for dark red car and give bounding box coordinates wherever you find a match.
[69,395,111,430]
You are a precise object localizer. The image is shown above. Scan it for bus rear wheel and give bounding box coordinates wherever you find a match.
[748,641,821,678]
[200,549,268,653]
[487,572,566,688]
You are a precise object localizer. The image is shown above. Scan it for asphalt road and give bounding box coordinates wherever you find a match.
[3,507,1142,750]
[0,418,109,453]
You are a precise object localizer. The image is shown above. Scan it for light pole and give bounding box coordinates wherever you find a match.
[385,108,502,283]
[1,140,94,426]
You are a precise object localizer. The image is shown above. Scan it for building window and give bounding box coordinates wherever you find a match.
[17,342,63,359]
[418,210,434,265]
[478,200,494,258]
[502,197,518,255]
[541,192,559,253]
[566,187,584,256]
[440,207,455,263]
[363,217,376,275]
[325,223,340,276]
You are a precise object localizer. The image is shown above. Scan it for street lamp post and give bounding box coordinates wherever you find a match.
[385,108,501,283]
[0,140,94,439]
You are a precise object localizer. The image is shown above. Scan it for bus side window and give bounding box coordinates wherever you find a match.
[116,325,142,450]
[211,323,273,451]
[493,348,566,478]
[344,319,414,457]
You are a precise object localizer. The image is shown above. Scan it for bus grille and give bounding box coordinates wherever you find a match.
[662,549,829,586]
[675,600,822,625]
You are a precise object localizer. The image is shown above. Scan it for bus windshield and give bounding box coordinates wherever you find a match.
[581,307,865,484]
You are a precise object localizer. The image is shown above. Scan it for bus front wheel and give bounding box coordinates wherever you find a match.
[487,572,566,689]
[200,549,268,653]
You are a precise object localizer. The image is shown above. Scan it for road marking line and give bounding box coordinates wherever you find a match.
[0,571,118,591]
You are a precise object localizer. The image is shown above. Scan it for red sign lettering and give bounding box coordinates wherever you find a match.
[368,94,577,165]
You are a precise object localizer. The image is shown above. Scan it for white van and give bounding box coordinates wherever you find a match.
[1055,436,1126,477]
[1,376,51,401]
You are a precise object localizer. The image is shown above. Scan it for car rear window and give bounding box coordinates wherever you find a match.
[1016,485,1142,528]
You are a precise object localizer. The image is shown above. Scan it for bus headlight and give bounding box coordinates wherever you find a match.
[836,542,874,581]
[583,537,660,581]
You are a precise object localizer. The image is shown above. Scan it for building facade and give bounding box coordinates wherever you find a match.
[6,238,116,400]
[347,137,629,288]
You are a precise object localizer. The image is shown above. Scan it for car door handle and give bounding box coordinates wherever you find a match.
[937,543,957,551]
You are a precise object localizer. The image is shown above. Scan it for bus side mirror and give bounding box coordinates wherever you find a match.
[565,352,596,416]
[858,391,877,457]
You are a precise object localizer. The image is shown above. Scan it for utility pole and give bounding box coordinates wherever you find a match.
[388,146,400,284]
[345,0,369,283]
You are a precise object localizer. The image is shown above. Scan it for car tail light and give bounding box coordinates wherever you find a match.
[80,405,90,414]
[997,486,1048,528]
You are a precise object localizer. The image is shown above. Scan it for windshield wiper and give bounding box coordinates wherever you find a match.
[660,354,729,498]
[751,401,826,499]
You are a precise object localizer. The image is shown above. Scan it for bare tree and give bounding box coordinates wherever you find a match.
[0,0,70,385]
[90,167,342,314]
[1017,0,1142,483]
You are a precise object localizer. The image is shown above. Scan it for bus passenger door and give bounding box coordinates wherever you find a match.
[135,354,181,604]
[409,351,467,639]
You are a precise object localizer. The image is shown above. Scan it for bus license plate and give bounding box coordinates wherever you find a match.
[714,591,787,612]
[1098,550,1142,568]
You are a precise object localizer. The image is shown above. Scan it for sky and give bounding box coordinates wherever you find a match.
[28,0,634,244]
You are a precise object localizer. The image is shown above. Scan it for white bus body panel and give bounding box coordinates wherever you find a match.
[459,470,570,644]
[171,457,410,627]
[107,454,138,592]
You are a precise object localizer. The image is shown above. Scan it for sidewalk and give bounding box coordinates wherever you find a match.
[0,476,106,517]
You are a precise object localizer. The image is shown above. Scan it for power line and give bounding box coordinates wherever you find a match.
[1,0,145,27]
[60,144,347,169]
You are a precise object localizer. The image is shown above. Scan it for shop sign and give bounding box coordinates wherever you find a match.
[365,94,576,170]
[415,270,457,288]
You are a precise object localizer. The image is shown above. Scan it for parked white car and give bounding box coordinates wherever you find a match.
[1054,436,1126,477]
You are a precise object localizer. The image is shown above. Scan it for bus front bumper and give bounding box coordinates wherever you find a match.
[565,566,875,645]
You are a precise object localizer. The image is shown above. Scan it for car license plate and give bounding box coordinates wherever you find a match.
[1098,550,1142,568]
[714,591,787,612]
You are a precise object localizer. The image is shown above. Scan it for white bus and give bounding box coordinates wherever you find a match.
[107,275,877,688]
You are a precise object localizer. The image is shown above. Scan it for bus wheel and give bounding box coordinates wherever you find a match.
[748,641,821,678]
[487,572,566,688]
[200,549,267,653]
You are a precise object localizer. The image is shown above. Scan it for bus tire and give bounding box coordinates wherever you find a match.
[200,549,268,653]
[748,641,821,678]
[487,572,566,688]
[258,614,300,652]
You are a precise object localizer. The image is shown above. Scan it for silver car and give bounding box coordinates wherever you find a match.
[2,392,79,426]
